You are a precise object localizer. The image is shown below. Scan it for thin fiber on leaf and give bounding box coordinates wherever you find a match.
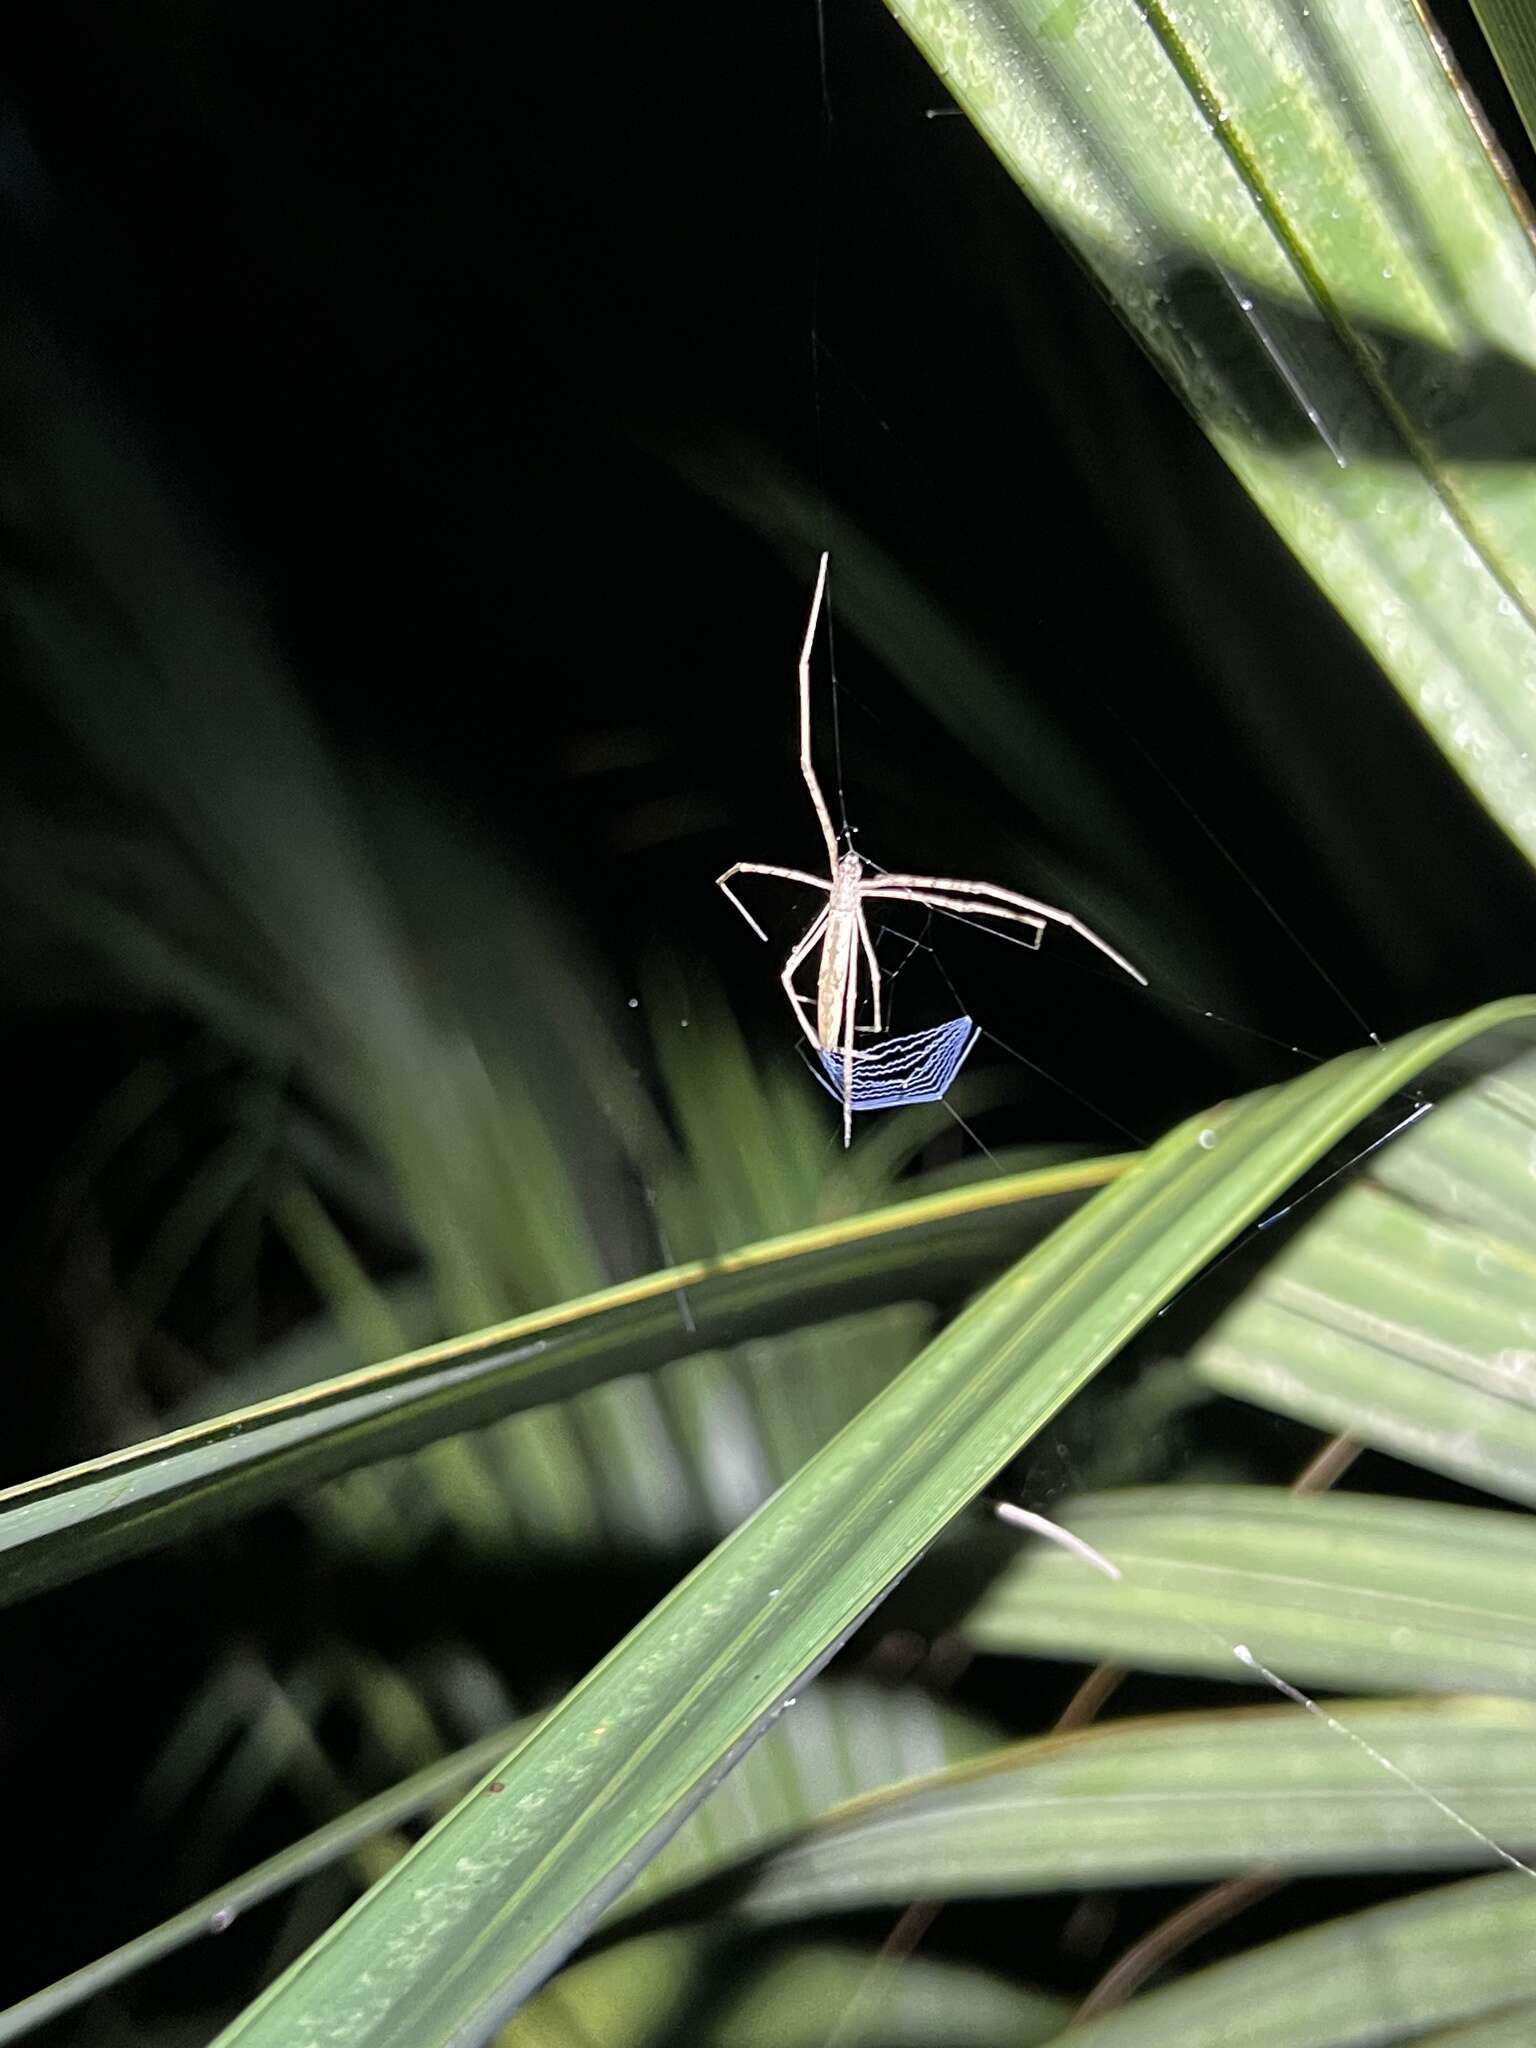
[963,1485,1536,1695]
[705,1698,1536,1923]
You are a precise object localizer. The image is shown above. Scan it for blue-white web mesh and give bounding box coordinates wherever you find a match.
[811,1015,979,1114]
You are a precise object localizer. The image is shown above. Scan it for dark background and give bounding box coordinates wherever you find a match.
[5,1,1536,2039]
[9,0,1536,1123]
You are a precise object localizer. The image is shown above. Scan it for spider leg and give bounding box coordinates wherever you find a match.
[865,874,1145,984]
[717,862,831,943]
[861,885,1046,947]
[840,911,858,1148]
[781,906,831,1051]
[797,553,841,875]
[855,902,883,1033]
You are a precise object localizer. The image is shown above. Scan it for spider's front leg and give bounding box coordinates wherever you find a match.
[716,862,830,944]
[780,906,831,1051]
[865,875,1145,984]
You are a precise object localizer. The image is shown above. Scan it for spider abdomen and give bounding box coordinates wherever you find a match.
[816,853,867,1048]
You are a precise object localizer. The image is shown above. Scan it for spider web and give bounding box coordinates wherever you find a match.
[807,1012,979,1112]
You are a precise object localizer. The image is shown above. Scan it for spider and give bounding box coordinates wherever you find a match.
[717,552,1147,1144]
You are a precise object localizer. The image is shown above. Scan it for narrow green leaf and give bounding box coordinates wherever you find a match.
[0,1159,1116,1606]
[496,1932,701,2048]
[703,1945,1069,2048]
[883,0,1536,864]
[1042,1871,1536,2047]
[0,1684,988,2043]
[209,1002,1536,2048]
[613,1680,994,1920]
[0,1726,528,2047]
[1198,1286,1536,1505]
[503,1935,1068,2048]
[963,1486,1536,1695]
[1469,2,1536,162]
[1413,1999,1536,2048]
[708,1699,1536,1922]
[1375,1058,1536,1246]
[1191,1056,1536,1503]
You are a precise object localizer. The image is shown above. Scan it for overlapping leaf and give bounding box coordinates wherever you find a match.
[1045,1871,1536,2047]
[964,1485,1536,1694]
[1194,1047,1536,1501]
[662,1698,1536,1922]
[883,0,1536,863]
[0,1159,1115,1607]
[206,1003,1536,2047]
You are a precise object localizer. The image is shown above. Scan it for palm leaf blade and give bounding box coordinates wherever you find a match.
[208,1002,1536,2046]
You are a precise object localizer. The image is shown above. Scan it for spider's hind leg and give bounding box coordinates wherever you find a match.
[855,905,883,1035]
